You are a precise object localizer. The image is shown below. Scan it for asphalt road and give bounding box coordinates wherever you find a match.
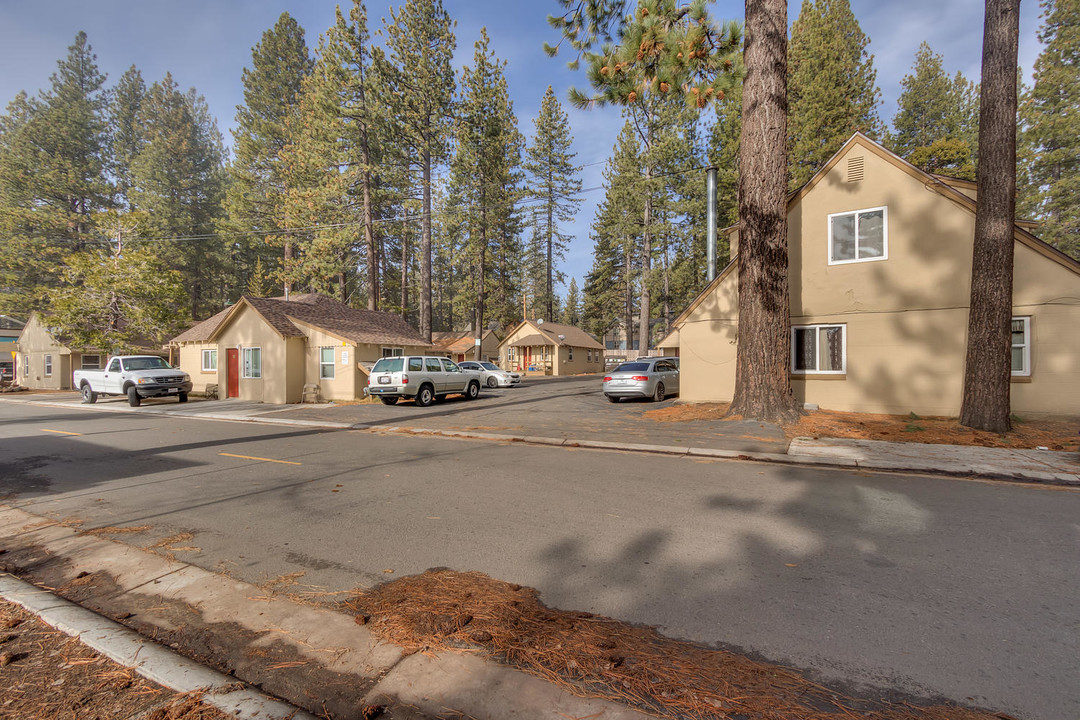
[1,400,1077,720]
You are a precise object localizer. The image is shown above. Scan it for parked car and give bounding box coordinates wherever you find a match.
[73,355,193,407]
[367,355,482,407]
[602,358,680,402]
[458,360,521,388]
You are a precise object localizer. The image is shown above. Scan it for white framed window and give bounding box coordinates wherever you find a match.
[568,346,574,361]
[828,206,887,264]
[242,347,262,378]
[81,354,101,369]
[1011,316,1031,376]
[319,347,335,379]
[201,349,217,372]
[381,347,403,357]
[23,354,29,378]
[44,354,52,376]
[792,324,846,374]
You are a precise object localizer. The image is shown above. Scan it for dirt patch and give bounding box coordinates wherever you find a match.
[350,569,1002,720]
[645,402,1080,451]
[0,598,231,720]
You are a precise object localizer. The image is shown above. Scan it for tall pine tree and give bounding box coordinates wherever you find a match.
[1019,0,1080,260]
[0,32,111,316]
[223,13,312,298]
[448,29,524,358]
[891,42,979,177]
[382,0,457,342]
[130,75,226,319]
[524,85,582,321]
[787,0,881,189]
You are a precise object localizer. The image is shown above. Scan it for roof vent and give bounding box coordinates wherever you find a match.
[846,156,865,183]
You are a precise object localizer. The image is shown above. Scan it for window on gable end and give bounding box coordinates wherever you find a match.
[829,207,887,264]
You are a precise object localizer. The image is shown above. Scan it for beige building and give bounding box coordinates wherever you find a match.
[498,319,604,375]
[14,313,150,390]
[432,329,501,363]
[673,133,1080,417]
[170,293,430,404]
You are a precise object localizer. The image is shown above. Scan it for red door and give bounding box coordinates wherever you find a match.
[226,349,239,398]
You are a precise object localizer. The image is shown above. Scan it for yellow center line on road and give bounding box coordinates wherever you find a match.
[218,452,302,466]
[41,429,81,436]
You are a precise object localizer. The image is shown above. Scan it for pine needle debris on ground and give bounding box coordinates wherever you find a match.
[0,598,232,720]
[349,569,1008,720]
[645,403,1080,451]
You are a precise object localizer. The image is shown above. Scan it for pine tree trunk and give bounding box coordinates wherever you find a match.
[727,0,802,424]
[960,0,1020,433]
[420,141,433,343]
[283,238,293,297]
[546,175,554,321]
[624,241,634,355]
[362,167,377,311]
[638,173,652,353]
[401,211,409,320]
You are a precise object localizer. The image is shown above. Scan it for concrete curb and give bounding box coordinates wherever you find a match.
[0,573,319,720]
[5,395,1077,486]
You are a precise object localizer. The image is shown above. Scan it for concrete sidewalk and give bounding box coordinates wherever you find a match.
[0,505,650,720]
[4,391,1078,484]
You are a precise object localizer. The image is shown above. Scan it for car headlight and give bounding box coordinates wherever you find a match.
[136,377,152,384]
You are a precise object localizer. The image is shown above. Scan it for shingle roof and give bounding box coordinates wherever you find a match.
[171,293,430,347]
[432,329,497,354]
[505,320,604,350]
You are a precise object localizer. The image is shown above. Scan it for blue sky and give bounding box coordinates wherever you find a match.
[0,1,1046,293]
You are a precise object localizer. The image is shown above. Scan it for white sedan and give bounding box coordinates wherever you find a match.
[458,361,521,388]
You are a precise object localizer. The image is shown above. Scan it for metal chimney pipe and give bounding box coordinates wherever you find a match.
[706,166,718,282]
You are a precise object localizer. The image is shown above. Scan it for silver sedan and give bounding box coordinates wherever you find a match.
[602,358,680,402]
[458,361,521,388]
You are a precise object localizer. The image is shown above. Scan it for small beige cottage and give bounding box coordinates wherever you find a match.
[672,132,1080,417]
[170,293,430,403]
[497,319,604,375]
[14,313,160,390]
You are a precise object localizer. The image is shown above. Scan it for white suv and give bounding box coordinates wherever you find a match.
[368,355,482,406]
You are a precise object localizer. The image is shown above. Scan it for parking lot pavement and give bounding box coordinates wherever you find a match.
[260,375,790,454]
[2,377,790,454]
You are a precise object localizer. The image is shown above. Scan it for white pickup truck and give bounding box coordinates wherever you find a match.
[73,355,193,407]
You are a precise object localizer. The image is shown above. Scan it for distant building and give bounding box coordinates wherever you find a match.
[432,329,501,363]
[498,319,604,376]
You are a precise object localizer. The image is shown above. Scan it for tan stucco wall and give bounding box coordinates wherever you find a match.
[301,328,357,402]
[15,314,72,389]
[177,342,221,395]
[212,305,288,404]
[553,344,604,375]
[678,142,1080,417]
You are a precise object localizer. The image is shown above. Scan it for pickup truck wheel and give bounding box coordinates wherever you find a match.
[178,392,188,403]
[81,384,97,404]
[127,386,141,407]
[465,381,480,400]
[379,396,399,406]
[415,384,434,407]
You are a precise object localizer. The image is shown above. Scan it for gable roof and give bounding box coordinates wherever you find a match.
[432,329,499,354]
[171,293,430,347]
[500,319,604,350]
[671,132,1080,331]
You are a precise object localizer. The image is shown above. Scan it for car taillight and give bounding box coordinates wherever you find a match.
[401,374,409,384]
[631,376,649,381]
[603,376,612,382]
